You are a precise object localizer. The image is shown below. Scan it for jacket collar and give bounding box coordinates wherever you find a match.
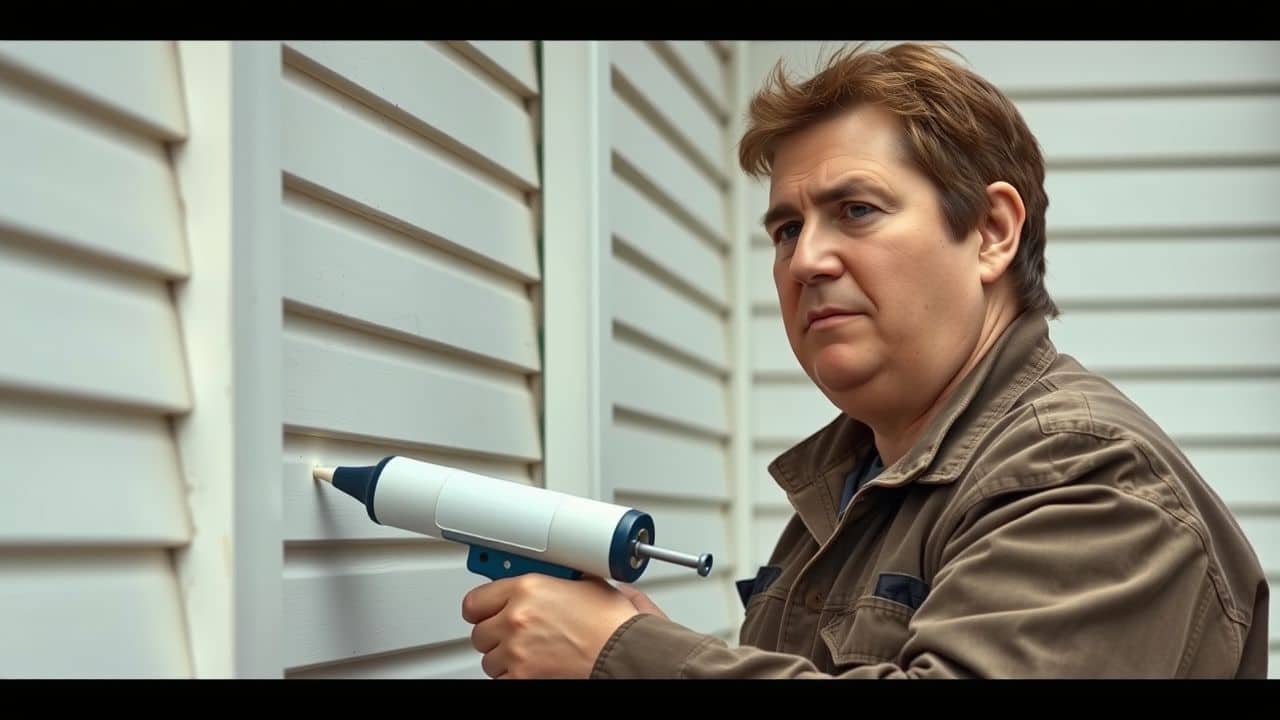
[766,311,1058,545]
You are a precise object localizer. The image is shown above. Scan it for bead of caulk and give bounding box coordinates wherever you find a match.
[312,466,336,483]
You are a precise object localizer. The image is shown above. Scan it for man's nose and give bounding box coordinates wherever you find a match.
[788,222,843,285]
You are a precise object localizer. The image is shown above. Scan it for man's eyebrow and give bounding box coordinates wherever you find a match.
[760,179,883,229]
[761,202,796,230]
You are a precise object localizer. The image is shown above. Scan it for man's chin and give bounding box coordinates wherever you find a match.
[808,351,877,396]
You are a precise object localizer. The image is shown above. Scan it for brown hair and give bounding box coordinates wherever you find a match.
[739,42,1059,319]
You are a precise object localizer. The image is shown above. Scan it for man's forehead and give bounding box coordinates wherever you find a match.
[768,106,908,194]
[770,154,875,189]
[766,153,902,209]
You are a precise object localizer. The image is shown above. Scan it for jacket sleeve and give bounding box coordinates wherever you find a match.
[591,436,1217,678]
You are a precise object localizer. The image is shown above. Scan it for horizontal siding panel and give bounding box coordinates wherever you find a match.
[0,398,188,545]
[282,317,541,462]
[284,432,529,483]
[752,448,792,510]
[0,40,186,140]
[281,74,538,281]
[613,255,727,371]
[948,41,1280,93]
[612,338,729,438]
[283,547,479,669]
[455,41,538,97]
[285,41,537,189]
[1236,516,1280,578]
[611,174,728,309]
[751,314,798,375]
[0,83,187,279]
[1186,447,1280,508]
[611,41,722,173]
[750,245,777,308]
[1019,96,1280,163]
[747,41,828,75]
[1045,167,1280,232]
[662,41,728,113]
[614,496,730,583]
[611,92,726,243]
[282,198,539,373]
[1113,378,1280,439]
[1047,237,1280,304]
[287,641,483,679]
[752,383,839,445]
[747,173,771,228]
[0,241,190,413]
[641,579,734,637]
[0,549,191,677]
[608,419,729,502]
[1051,309,1280,372]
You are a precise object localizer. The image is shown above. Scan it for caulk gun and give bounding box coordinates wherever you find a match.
[313,455,713,583]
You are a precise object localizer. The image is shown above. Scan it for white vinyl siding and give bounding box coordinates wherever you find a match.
[277,41,542,679]
[1,39,749,678]
[0,42,193,677]
[746,40,1280,676]
[605,41,742,643]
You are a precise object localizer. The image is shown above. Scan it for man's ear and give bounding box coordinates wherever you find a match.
[977,181,1025,285]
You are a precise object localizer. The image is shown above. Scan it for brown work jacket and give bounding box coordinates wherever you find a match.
[593,312,1269,678]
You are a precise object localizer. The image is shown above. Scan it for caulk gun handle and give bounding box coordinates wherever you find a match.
[465,544,584,581]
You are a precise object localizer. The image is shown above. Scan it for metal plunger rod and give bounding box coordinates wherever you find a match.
[633,541,713,577]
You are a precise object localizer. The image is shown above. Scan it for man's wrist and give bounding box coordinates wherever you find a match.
[590,613,712,678]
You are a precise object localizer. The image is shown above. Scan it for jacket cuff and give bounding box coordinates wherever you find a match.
[590,613,716,678]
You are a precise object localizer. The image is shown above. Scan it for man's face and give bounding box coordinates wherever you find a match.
[765,104,987,414]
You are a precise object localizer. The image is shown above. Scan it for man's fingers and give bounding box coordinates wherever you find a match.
[480,641,510,679]
[470,613,504,654]
[462,578,514,624]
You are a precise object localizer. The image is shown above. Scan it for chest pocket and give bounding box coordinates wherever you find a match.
[820,595,915,667]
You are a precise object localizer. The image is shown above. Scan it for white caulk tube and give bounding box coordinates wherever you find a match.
[313,456,713,583]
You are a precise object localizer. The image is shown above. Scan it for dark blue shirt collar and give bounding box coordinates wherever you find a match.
[839,449,884,516]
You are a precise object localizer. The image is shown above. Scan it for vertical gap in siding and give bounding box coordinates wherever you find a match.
[528,41,546,490]
[160,59,200,674]
[726,40,755,639]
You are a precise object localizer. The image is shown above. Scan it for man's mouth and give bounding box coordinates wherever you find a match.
[805,306,865,331]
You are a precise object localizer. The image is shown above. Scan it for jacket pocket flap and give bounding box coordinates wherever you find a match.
[735,565,783,609]
[820,595,914,666]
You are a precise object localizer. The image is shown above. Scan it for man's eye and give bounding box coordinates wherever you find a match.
[844,203,874,219]
[774,222,801,244]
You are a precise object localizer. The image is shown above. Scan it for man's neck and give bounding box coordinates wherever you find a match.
[872,302,1020,467]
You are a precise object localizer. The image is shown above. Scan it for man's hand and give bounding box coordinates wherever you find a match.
[615,582,669,620]
[463,574,653,679]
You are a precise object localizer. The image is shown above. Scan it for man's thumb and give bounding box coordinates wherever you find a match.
[615,583,669,619]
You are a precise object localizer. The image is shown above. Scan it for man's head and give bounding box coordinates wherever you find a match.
[740,42,1056,434]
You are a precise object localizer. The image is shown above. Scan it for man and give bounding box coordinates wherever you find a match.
[462,42,1270,678]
